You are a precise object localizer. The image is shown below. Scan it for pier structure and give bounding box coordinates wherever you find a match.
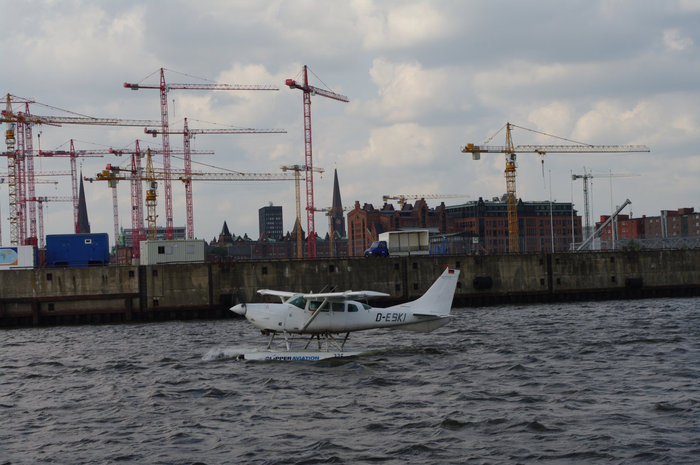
[1,249,699,327]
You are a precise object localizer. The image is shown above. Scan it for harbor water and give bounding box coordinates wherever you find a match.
[1,297,698,464]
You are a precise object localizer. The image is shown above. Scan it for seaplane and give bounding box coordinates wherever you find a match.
[229,267,460,361]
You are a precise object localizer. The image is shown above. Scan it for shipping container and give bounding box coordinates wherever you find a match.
[0,246,38,269]
[45,233,110,267]
[139,240,206,265]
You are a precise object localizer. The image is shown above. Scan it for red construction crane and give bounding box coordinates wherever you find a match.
[124,68,279,240]
[286,65,349,258]
[2,93,159,245]
[36,140,110,234]
[88,158,297,257]
[144,117,286,239]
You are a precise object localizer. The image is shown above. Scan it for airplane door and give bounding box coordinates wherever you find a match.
[329,301,348,331]
[345,302,363,331]
[283,307,308,332]
[282,298,308,332]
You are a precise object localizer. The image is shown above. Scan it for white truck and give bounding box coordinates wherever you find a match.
[366,229,430,257]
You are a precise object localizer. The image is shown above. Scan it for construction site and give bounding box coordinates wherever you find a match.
[2,67,700,326]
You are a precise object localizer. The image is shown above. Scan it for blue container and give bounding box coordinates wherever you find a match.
[45,233,110,267]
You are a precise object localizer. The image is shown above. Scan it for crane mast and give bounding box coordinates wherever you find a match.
[131,141,145,258]
[504,123,518,252]
[144,149,158,240]
[462,122,650,253]
[281,164,322,258]
[286,65,348,258]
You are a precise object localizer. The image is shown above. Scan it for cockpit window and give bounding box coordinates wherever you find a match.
[288,296,306,309]
[348,303,361,312]
[362,303,372,310]
[309,300,329,312]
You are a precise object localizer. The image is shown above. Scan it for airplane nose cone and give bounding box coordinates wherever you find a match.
[231,303,247,316]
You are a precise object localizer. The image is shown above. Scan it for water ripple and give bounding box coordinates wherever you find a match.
[1,297,698,464]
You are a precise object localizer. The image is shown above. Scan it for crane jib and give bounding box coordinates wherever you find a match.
[463,144,650,153]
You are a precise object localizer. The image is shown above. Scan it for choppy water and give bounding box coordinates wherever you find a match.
[1,297,699,464]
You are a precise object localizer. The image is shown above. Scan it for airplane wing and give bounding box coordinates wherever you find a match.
[257,289,298,298]
[300,290,390,300]
[257,289,390,300]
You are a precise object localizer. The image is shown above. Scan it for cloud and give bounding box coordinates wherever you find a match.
[2,0,700,244]
[345,122,441,168]
[662,29,693,52]
[352,0,457,50]
[9,3,148,76]
[679,0,700,12]
[573,95,700,148]
[362,58,467,123]
[527,103,575,141]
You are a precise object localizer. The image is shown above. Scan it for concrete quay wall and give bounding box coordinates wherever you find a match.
[1,249,698,327]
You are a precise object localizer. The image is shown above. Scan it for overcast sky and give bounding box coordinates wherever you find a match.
[2,0,699,246]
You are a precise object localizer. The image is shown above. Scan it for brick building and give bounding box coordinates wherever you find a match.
[445,197,581,254]
[599,207,700,249]
[347,196,581,256]
[347,199,447,256]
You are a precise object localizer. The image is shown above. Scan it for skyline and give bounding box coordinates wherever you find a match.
[2,0,699,245]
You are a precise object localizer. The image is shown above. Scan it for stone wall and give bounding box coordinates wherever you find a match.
[1,249,698,326]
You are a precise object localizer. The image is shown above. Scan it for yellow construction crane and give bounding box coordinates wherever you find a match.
[281,164,322,258]
[461,122,650,253]
[311,206,350,258]
[382,194,470,209]
[91,149,159,240]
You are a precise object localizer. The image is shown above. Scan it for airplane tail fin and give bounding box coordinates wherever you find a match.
[394,267,460,316]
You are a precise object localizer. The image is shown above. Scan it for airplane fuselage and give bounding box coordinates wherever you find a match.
[233,299,451,334]
[231,268,460,337]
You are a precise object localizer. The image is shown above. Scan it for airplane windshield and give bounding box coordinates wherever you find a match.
[288,296,306,309]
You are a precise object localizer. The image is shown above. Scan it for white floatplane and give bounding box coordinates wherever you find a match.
[229,267,460,360]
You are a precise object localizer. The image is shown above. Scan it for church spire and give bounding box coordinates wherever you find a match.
[331,166,346,238]
[77,171,91,233]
